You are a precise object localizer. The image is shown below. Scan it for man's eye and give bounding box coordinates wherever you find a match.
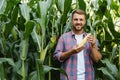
[80,19,83,21]
[74,19,78,21]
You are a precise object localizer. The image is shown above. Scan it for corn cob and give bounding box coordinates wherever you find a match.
[78,33,91,47]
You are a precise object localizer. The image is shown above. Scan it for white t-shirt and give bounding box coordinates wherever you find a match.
[75,34,85,80]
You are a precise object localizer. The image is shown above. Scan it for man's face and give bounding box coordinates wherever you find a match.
[72,13,86,31]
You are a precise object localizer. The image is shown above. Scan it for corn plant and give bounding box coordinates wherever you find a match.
[0,0,68,80]
[85,0,120,80]
[0,0,120,80]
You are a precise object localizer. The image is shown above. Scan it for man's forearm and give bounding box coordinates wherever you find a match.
[60,49,74,61]
[91,44,102,62]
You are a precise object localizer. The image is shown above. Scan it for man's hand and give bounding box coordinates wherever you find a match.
[60,45,84,61]
[87,34,96,47]
[72,45,84,53]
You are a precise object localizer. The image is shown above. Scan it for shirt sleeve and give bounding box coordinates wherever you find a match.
[95,39,100,51]
[53,36,64,62]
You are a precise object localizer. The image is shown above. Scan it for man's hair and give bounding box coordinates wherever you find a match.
[72,9,86,19]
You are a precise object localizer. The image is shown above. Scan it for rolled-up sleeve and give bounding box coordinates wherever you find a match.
[96,39,100,51]
[54,36,64,62]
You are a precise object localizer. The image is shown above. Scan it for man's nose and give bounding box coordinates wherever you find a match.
[77,20,81,23]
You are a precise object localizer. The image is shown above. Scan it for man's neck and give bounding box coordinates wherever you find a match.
[73,30,84,35]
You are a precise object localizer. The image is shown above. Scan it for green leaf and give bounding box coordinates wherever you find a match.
[46,0,52,10]
[110,1,119,11]
[15,60,22,75]
[104,27,112,40]
[0,0,7,14]
[60,0,72,24]
[107,18,120,38]
[111,46,118,61]
[36,59,44,80]
[4,5,19,38]
[101,59,118,78]
[19,3,30,21]
[0,63,5,80]
[38,0,52,27]
[40,45,48,63]
[4,0,13,14]
[98,67,116,80]
[28,71,37,80]
[63,0,72,14]
[0,39,4,54]
[63,19,72,33]
[0,58,15,66]
[11,5,19,23]
[31,23,41,49]
[39,1,47,18]
[44,65,68,79]
[11,27,18,40]
[78,0,86,11]
[104,10,120,38]
[24,20,34,39]
[55,0,64,13]
[20,39,29,60]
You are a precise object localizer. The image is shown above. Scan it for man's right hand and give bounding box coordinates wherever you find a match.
[72,45,84,53]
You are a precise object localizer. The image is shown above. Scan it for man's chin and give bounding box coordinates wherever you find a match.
[75,28,82,31]
[76,27,83,31]
[73,26,84,31]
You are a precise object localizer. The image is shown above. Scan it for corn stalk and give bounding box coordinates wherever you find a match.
[20,39,29,80]
[0,63,5,79]
[0,0,120,80]
[118,45,120,79]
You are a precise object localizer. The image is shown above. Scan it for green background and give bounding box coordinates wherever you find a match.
[0,0,120,80]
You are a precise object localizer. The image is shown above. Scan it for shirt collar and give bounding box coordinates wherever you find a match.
[71,30,87,37]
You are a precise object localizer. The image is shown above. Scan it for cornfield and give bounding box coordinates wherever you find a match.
[0,0,120,80]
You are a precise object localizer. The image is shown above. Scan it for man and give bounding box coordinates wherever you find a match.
[54,9,102,80]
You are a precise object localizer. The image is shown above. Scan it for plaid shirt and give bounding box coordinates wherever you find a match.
[54,31,96,80]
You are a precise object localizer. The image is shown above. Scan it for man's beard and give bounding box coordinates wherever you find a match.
[73,24,84,31]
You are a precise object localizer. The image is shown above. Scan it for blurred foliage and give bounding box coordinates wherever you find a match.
[0,0,120,80]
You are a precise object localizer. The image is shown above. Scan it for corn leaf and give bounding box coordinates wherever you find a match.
[0,63,5,80]
[24,20,34,39]
[31,26,41,50]
[98,67,115,80]
[20,39,29,60]
[4,5,19,38]
[36,59,44,80]
[101,59,118,78]
[0,0,6,14]
[28,71,37,80]
[19,3,30,21]
[44,65,68,80]
[78,0,86,11]
[0,58,15,67]
[40,45,48,63]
